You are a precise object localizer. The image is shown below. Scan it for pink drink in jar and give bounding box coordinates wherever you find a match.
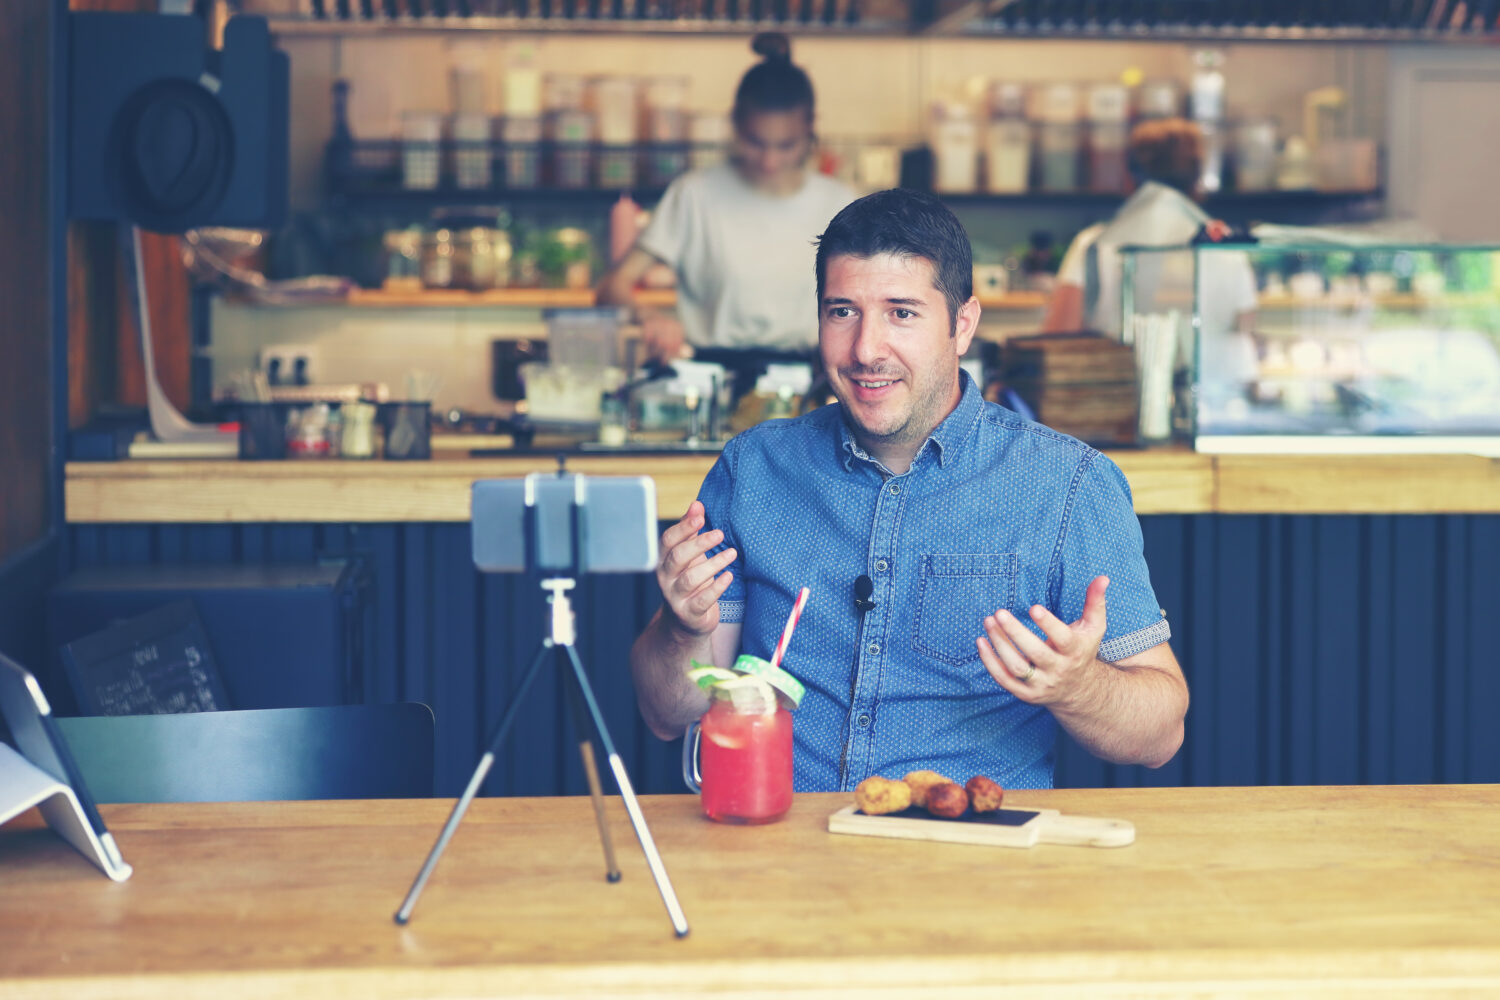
[697,698,794,824]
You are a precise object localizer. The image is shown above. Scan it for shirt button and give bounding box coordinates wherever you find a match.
[875,559,889,573]
[856,713,872,728]
[888,483,901,496]
[867,642,880,656]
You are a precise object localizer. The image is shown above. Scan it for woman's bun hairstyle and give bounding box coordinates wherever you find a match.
[734,31,814,123]
[751,31,792,63]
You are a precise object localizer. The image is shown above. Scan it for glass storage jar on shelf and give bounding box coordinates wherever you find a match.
[421,228,455,289]
[383,227,423,292]
[645,76,690,187]
[1120,242,1500,454]
[452,227,513,290]
[984,82,1030,195]
[1086,83,1130,194]
[1034,83,1081,192]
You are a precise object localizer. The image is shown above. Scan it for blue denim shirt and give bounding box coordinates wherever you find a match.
[697,373,1171,792]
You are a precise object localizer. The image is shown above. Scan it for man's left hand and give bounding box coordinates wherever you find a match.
[977,575,1109,707]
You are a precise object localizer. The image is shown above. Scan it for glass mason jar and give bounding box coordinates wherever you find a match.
[683,697,794,825]
[452,227,512,290]
[421,228,455,289]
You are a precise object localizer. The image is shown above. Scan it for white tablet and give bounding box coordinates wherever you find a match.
[0,653,132,880]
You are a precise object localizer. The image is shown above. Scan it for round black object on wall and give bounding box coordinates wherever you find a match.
[104,78,235,234]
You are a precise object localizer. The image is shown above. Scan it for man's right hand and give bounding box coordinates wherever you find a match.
[657,500,737,637]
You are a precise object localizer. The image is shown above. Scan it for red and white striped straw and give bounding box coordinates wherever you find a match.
[769,587,811,670]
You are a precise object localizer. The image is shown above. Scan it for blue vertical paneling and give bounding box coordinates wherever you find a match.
[430,527,480,797]
[1439,517,1468,783]
[1213,516,1263,786]
[1260,516,1286,783]
[1312,518,1362,784]
[630,581,685,793]
[1363,518,1395,783]
[1391,517,1440,784]
[363,525,402,705]
[500,576,565,798]
[1137,514,1188,789]
[62,512,1500,796]
[1466,517,1500,782]
[1285,516,1317,784]
[476,572,511,796]
[1182,516,1217,785]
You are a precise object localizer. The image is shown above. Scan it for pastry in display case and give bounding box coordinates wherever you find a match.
[1120,243,1500,454]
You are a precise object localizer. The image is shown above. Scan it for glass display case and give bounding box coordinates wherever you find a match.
[1121,242,1500,454]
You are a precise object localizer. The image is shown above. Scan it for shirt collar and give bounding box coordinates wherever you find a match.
[837,370,984,473]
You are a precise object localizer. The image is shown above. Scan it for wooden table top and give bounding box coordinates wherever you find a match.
[62,450,1500,522]
[4,785,1499,998]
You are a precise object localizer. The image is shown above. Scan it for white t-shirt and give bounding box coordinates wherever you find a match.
[1057,182,1258,368]
[637,163,855,351]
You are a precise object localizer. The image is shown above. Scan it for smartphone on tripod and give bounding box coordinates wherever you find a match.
[471,473,658,575]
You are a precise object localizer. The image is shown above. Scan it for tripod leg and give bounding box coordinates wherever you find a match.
[394,641,554,925]
[560,649,622,882]
[562,644,690,938]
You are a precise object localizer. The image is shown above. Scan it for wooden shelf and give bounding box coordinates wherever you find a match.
[240,287,1043,311]
[1257,291,1498,310]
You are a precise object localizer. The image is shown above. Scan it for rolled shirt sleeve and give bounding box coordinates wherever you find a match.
[1050,452,1171,662]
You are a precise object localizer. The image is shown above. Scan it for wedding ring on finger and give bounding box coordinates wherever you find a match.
[1018,663,1036,682]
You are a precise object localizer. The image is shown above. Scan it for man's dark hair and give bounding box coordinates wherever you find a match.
[814,188,974,333]
[733,33,815,126]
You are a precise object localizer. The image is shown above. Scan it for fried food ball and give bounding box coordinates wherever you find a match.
[965,775,1004,813]
[902,770,950,809]
[924,781,969,818]
[854,776,912,816]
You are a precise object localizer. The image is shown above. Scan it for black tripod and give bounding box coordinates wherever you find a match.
[394,480,689,937]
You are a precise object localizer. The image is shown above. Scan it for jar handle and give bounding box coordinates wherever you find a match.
[681,720,702,793]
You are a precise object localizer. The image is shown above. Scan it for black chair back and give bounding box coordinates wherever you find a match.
[54,703,434,802]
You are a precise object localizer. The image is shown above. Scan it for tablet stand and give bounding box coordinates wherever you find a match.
[0,743,133,882]
[395,473,689,937]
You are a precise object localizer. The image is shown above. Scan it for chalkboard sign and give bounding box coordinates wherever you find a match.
[59,601,230,716]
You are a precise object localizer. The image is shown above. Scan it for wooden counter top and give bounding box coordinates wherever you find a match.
[63,449,1500,523]
[4,786,1499,998]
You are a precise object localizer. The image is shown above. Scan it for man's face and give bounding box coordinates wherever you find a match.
[819,253,978,467]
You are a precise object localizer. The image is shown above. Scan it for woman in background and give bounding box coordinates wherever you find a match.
[598,32,854,365]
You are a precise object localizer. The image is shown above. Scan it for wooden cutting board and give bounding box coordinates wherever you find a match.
[827,805,1135,849]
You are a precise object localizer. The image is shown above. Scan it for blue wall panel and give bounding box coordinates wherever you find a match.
[61,514,1500,797]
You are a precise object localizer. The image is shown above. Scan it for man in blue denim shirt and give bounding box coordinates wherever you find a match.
[631,190,1188,790]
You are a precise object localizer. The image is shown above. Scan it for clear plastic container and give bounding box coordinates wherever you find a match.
[401,111,442,190]
[689,113,730,170]
[590,75,639,146]
[1233,120,1278,192]
[1138,79,1181,120]
[550,109,593,189]
[1190,50,1227,122]
[451,112,492,190]
[501,116,541,189]
[985,119,1030,194]
[1039,122,1081,192]
[932,102,979,194]
[1088,122,1129,194]
[519,362,625,424]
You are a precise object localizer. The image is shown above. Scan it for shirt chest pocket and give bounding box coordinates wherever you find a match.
[913,553,1020,666]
